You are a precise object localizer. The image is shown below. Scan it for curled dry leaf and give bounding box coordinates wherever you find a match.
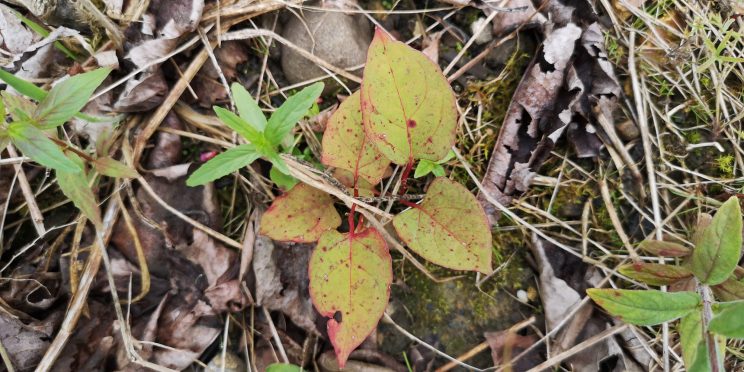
[393,177,492,274]
[309,228,392,369]
[260,183,342,243]
[361,28,457,165]
[322,91,390,185]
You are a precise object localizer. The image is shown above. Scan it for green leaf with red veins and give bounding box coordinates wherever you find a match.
[332,169,377,197]
[309,228,392,369]
[321,91,389,185]
[618,262,693,286]
[392,177,492,274]
[259,183,341,243]
[360,28,457,165]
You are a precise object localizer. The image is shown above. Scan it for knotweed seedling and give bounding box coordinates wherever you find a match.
[0,68,137,228]
[189,28,493,368]
[588,196,744,372]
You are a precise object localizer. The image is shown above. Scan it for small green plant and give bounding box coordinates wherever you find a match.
[588,196,744,372]
[414,149,455,178]
[185,82,322,187]
[188,28,493,368]
[0,67,137,228]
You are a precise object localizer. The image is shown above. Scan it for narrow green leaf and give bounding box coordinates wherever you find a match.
[186,144,260,186]
[269,166,298,190]
[309,228,392,368]
[231,82,267,131]
[266,364,304,372]
[57,154,102,228]
[638,240,691,257]
[8,122,79,173]
[413,160,436,178]
[618,262,693,286]
[0,69,47,101]
[361,29,458,165]
[678,311,711,372]
[265,82,323,145]
[2,91,36,122]
[713,277,744,301]
[92,157,138,178]
[690,196,743,285]
[12,10,77,59]
[259,183,341,243]
[709,300,744,338]
[34,68,111,128]
[266,151,290,175]
[393,177,492,274]
[431,164,445,177]
[213,106,266,146]
[587,289,700,325]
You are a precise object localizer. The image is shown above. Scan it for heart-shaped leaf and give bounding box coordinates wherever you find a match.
[321,91,389,185]
[393,177,492,273]
[260,183,341,242]
[587,289,700,325]
[618,262,692,286]
[361,28,457,165]
[309,228,392,369]
[690,196,742,285]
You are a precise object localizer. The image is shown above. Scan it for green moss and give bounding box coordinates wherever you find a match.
[717,154,735,177]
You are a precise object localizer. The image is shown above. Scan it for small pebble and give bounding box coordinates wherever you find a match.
[517,289,529,303]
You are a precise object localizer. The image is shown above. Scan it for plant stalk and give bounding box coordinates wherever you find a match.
[699,283,722,372]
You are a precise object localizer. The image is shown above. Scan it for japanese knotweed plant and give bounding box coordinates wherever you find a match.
[188,28,493,367]
[588,196,744,372]
[0,67,137,229]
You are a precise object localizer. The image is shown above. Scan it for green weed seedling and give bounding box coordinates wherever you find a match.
[0,68,137,229]
[187,28,494,368]
[588,196,744,372]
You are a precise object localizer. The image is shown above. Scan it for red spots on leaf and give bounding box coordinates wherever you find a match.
[407,119,417,128]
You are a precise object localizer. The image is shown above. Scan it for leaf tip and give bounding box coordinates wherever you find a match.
[328,319,352,369]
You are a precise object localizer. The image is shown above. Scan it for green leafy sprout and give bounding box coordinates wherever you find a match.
[587,196,744,371]
[185,82,323,187]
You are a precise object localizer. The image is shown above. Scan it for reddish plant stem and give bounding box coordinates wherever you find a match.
[399,160,414,195]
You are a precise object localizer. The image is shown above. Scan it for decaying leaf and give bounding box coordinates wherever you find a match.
[0,312,50,371]
[260,183,342,243]
[618,262,692,286]
[478,1,623,224]
[361,28,458,165]
[322,91,390,185]
[638,240,692,257]
[309,228,392,368]
[393,177,492,274]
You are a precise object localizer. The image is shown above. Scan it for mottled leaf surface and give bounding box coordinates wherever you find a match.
[690,196,742,285]
[57,154,102,228]
[618,262,692,286]
[8,122,79,173]
[393,177,492,273]
[309,228,392,368]
[587,289,700,325]
[321,91,389,185]
[713,277,744,301]
[361,29,457,165]
[260,183,341,242]
[638,240,691,257]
